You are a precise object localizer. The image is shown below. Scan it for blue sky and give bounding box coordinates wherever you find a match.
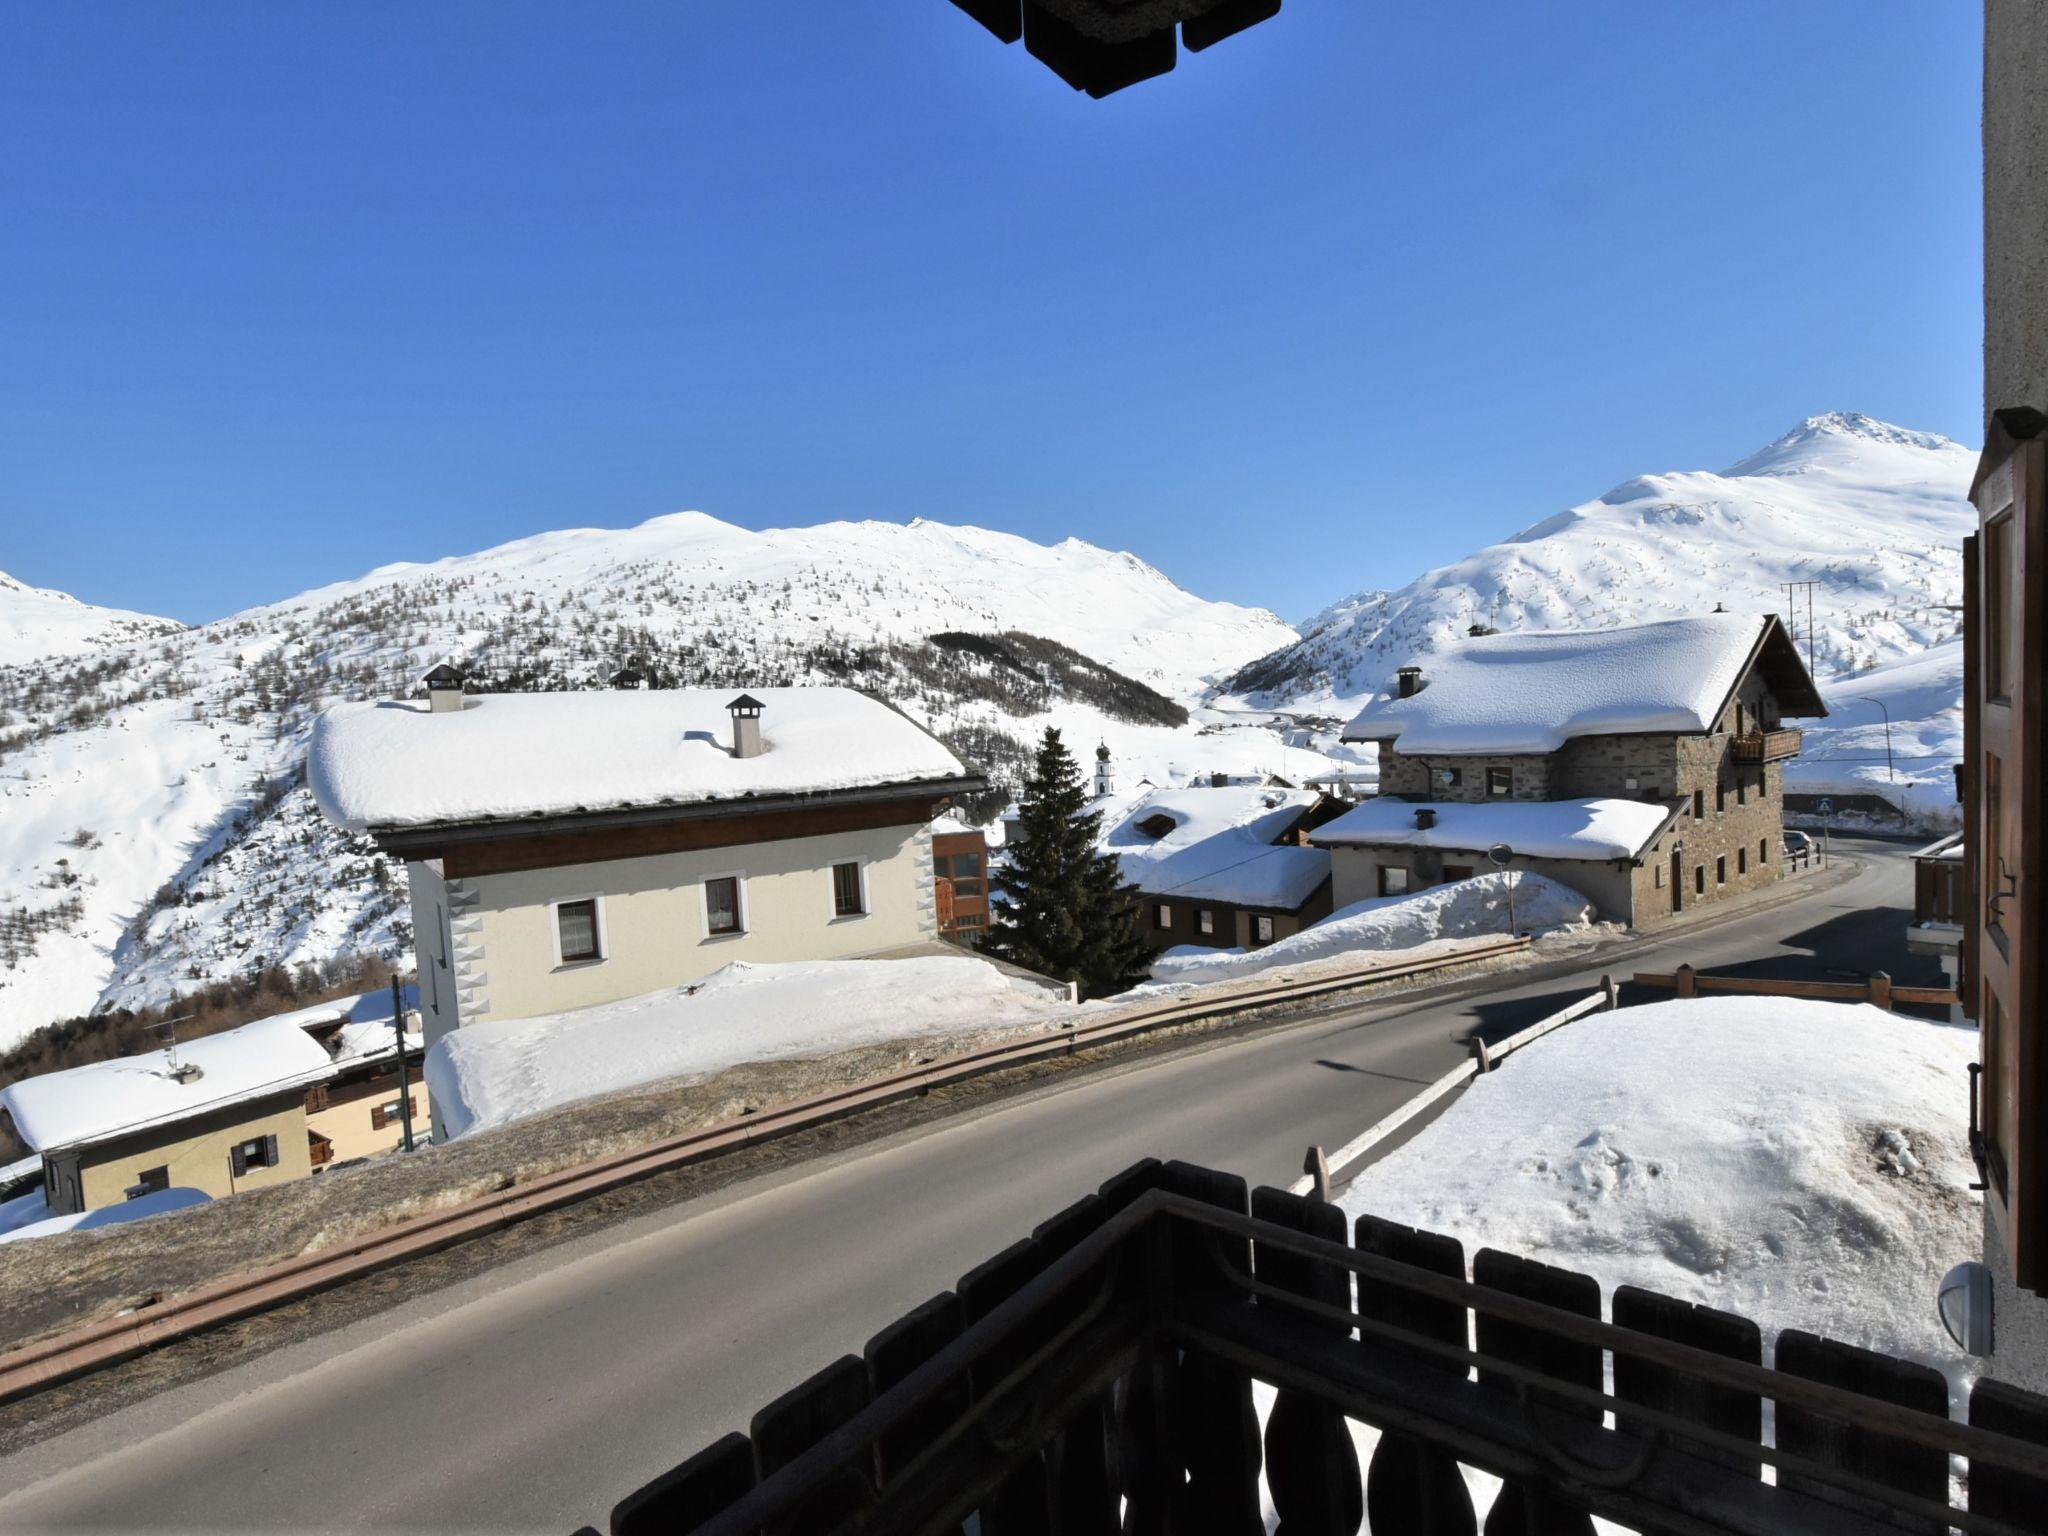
[1,3,1981,626]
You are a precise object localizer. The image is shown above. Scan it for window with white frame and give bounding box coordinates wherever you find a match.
[555,898,602,964]
[832,861,866,918]
[1253,915,1275,944]
[1198,909,1216,935]
[1155,903,1172,928]
[706,876,744,937]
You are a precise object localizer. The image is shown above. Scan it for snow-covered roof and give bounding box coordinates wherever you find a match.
[0,987,422,1153]
[1101,785,1330,909]
[1342,614,1819,755]
[1311,796,1675,862]
[309,687,973,833]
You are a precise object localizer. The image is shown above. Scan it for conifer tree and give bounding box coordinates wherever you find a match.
[983,727,1151,999]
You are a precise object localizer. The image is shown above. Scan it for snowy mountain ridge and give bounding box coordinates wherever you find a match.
[1225,413,1976,713]
[0,513,1309,1044]
[0,567,183,670]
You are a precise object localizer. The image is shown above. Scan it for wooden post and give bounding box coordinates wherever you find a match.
[1675,964,1698,999]
[1601,973,1618,1012]
[1868,970,1893,1011]
[1303,1145,1332,1204]
[1470,1035,1492,1073]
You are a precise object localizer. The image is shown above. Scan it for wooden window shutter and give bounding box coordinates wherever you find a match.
[230,1144,248,1177]
[264,1134,279,1167]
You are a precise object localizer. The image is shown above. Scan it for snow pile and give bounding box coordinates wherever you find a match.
[1343,997,1981,1391]
[1099,784,1329,908]
[1148,873,1591,985]
[1313,796,1672,862]
[1227,412,1973,715]
[311,687,968,833]
[425,955,1075,1139]
[0,1185,210,1246]
[1342,614,1781,754]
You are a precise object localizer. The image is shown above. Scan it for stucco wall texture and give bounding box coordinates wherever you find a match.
[1986,0,2048,418]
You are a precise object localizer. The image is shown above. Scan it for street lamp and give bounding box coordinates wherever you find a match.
[1854,696,1897,782]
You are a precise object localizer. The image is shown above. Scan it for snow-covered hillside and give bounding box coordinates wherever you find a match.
[0,568,182,669]
[1225,414,1974,713]
[0,514,1311,1044]
[1790,636,1965,830]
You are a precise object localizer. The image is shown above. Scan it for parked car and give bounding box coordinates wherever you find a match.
[1783,829,1815,867]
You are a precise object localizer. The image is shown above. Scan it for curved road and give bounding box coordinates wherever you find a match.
[0,838,1939,1534]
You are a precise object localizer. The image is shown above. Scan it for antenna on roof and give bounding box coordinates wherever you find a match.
[149,1014,203,1084]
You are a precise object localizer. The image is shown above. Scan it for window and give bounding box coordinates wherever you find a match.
[1756,772,1768,801]
[1379,866,1411,897]
[1439,766,1462,788]
[1716,856,1727,886]
[371,1095,416,1132]
[832,861,866,918]
[1716,777,1727,814]
[952,913,985,932]
[705,876,744,937]
[1735,700,1747,735]
[229,1134,280,1178]
[1737,848,1747,875]
[555,898,602,964]
[1199,909,1216,935]
[1736,774,1747,806]
[1695,866,1706,896]
[940,851,983,897]
[1253,915,1275,945]
[1487,766,1511,797]
[125,1166,169,1201]
[1986,512,2012,700]
[1692,789,1705,820]
[1654,863,1664,888]
[1155,903,1173,929]
[1443,864,1474,883]
[1759,837,1769,864]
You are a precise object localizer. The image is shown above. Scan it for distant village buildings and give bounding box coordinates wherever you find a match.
[309,680,983,1131]
[1312,614,1825,927]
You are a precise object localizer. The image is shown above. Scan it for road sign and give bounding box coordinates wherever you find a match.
[1486,842,1514,867]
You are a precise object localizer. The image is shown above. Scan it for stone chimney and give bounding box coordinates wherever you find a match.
[727,693,765,759]
[1396,666,1425,699]
[423,662,465,714]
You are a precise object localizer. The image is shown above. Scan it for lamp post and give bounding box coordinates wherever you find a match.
[1854,696,1897,782]
[1487,842,1518,936]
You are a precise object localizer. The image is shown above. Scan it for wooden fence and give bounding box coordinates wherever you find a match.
[1634,966,1959,1012]
[589,1161,2048,1536]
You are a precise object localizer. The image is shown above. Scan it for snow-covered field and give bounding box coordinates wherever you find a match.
[1787,636,1964,831]
[425,955,1076,1140]
[1147,873,1592,987]
[1341,996,1980,1396]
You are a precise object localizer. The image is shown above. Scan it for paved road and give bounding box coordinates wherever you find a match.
[0,838,1940,1534]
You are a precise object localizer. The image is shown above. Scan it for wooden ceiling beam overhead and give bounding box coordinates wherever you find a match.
[949,0,1280,97]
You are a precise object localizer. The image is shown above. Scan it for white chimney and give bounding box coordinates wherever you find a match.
[727,693,765,759]
[423,663,466,714]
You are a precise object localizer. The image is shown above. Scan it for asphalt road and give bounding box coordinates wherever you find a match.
[0,837,1941,1535]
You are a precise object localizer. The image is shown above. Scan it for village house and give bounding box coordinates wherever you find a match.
[1101,783,1341,953]
[0,990,425,1221]
[929,812,989,942]
[1312,613,1825,927]
[309,681,985,1094]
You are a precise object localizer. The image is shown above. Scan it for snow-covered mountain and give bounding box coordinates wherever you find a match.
[1224,413,1976,713]
[0,514,1307,1044]
[0,569,182,669]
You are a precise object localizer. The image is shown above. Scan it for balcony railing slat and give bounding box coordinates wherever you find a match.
[609,1430,755,1536]
[1773,1332,1953,1536]
[1354,1214,1478,1534]
[1967,1377,2048,1525]
[1472,1248,1603,1536]
[1253,1189,1364,1536]
[749,1353,873,1536]
[1612,1285,1764,1481]
[863,1293,968,1497]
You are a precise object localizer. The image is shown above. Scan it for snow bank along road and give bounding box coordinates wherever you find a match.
[0,838,1942,1535]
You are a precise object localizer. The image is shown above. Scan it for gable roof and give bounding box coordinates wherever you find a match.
[310,687,975,834]
[1311,796,1680,863]
[1100,784,1330,910]
[1341,613,1824,755]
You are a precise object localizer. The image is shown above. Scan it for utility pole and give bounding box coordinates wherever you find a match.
[1782,580,1820,678]
[391,977,416,1154]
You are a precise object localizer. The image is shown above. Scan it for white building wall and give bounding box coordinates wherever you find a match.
[458,820,936,1026]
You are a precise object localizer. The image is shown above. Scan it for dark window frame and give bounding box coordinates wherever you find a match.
[705,876,744,937]
[832,861,866,918]
[555,897,602,964]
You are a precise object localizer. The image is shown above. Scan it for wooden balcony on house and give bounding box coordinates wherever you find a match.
[594,1160,2048,1536]
[1732,726,1803,762]
[307,1130,334,1168]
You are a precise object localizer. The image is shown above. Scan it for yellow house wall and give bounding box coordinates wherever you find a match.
[307,1068,430,1163]
[68,1094,312,1212]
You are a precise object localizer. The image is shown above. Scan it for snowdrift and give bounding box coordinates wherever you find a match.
[1342,997,1980,1393]
[1148,873,1592,986]
[425,955,1074,1140]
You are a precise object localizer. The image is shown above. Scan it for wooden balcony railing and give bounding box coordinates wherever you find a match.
[307,1130,334,1169]
[584,1160,2048,1536]
[1732,727,1803,762]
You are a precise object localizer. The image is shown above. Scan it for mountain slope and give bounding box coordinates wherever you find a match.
[1225,414,1975,713]
[0,569,182,669]
[0,515,1307,1042]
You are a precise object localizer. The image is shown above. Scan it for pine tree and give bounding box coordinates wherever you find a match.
[983,727,1151,1000]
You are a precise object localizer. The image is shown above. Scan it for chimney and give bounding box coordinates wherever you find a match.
[611,664,647,690]
[1414,807,1437,830]
[1396,666,1425,699]
[1467,622,1497,637]
[423,663,465,714]
[727,693,765,759]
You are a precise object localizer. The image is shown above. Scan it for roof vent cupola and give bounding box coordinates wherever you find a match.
[727,694,766,759]
[423,662,466,714]
[1396,666,1425,699]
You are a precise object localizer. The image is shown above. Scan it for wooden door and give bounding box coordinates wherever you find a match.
[1973,415,2048,1288]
